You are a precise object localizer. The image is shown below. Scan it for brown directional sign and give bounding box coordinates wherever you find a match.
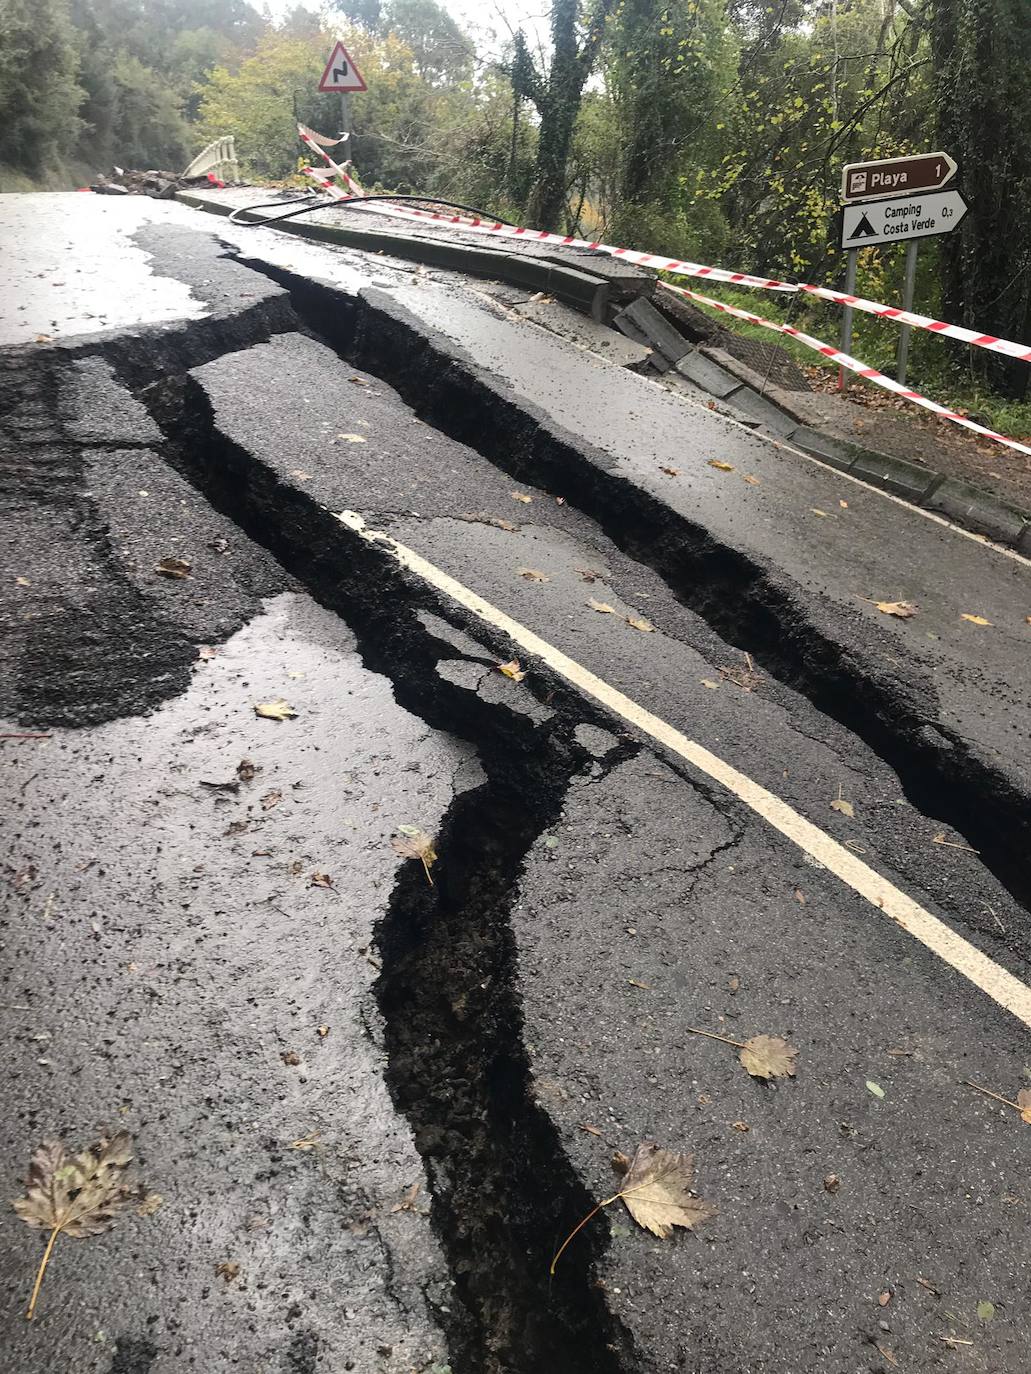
[841,152,957,203]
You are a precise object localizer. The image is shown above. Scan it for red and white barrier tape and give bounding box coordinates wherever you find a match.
[660,281,1031,459]
[298,130,365,196]
[295,136,1030,459]
[296,141,1031,365]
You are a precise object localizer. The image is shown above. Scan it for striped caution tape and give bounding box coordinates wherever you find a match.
[659,281,1031,459]
[294,139,1030,459]
[296,140,1031,367]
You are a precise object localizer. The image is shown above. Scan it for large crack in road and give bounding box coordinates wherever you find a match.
[4,202,1031,1374]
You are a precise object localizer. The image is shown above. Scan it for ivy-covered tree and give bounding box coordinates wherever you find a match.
[932,0,1031,397]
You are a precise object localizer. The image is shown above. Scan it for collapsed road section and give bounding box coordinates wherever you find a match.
[2,196,1031,1374]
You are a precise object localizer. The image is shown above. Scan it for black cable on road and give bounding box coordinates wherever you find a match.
[228,192,520,230]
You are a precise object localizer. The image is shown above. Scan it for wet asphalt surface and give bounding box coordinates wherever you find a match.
[1,195,1030,1374]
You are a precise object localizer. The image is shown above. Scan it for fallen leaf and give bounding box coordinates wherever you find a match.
[811,508,829,517]
[627,979,651,990]
[618,1142,716,1239]
[659,465,680,476]
[35,334,53,344]
[391,826,437,885]
[510,491,533,503]
[1025,615,1031,626]
[550,1141,715,1270]
[237,758,258,782]
[154,556,192,579]
[960,613,992,626]
[579,1124,604,1137]
[215,1261,240,1283]
[289,469,312,481]
[793,888,806,905]
[390,1182,421,1213]
[458,512,519,532]
[931,833,978,853]
[625,615,655,633]
[916,1276,940,1296]
[823,1173,840,1194]
[260,789,282,811]
[876,1343,898,1367]
[588,599,616,614]
[839,499,848,508]
[576,567,605,583]
[497,658,527,681]
[517,568,550,583]
[1018,1089,1031,1125]
[317,1025,330,1038]
[290,1132,321,1150]
[830,788,855,818]
[254,700,297,721]
[16,576,31,587]
[875,601,919,619]
[701,679,721,689]
[866,1080,885,1099]
[879,1291,892,1307]
[310,872,333,888]
[708,460,735,472]
[197,644,217,660]
[199,777,239,793]
[13,1132,146,1319]
[731,1121,750,1132]
[281,1050,301,1065]
[349,375,369,385]
[738,1034,798,1080]
[976,1300,995,1322]
[137,1192,163,1217]
[742,474,761,485]
[336,432,367,443]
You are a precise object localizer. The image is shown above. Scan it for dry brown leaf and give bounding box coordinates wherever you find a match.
[317,1025,330,1038]
[793,887,806,904]
[391,826,437,885]
[310,872,333,888]
[823,1173,840,1194]
[1017,1089,1031,1125]
[517,568,550,583]
[731,1121,750,1132]
[390,1182,421,1213]
[931,833,978,853]
[579,1124,604,1137]
[349,375,370,385]
[619,1142,716,1239]
[336,432,367,443]
[830,790,855,818]
[281,1050,301,1065]
[875,601,919,619]
[254,700,297,721]
[811,508,829,517]
[497,659,527,681]
[35,334,53,344]
[16,576,31,587]
[1025,616,1031,626]
[237,758,258,782]
[742,474,761,485]
[588,599,616,614]
[510,490,533,503]
[197,644,217,660]
[708,460,735,472]
[659,466,681,476]
[260,789,282,811]
[13,1132,146,1319]
[839,499,848,508]
[576,567,605,583]
[627,978,652,990]
[961,613,992,626]
[626,616,655,633]
[154,556,192,579]
[879,1291,892,1307]
[701,679,720,689]
[738,1034,798,1080]
[137,1192,163,1217]
[215,1261,240,1283]
[290,1132,321,1150]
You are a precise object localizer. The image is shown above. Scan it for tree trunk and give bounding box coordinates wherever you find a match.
[932,0,1031,398]
[525,0,613,229]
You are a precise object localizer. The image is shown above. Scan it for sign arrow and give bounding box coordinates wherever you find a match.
[842,151,957,203]
[318,41,367,93]
[839,189,968,250]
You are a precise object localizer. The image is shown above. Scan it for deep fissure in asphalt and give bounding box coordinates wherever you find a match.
[241,261,1031,925]
[140,367,638,1374]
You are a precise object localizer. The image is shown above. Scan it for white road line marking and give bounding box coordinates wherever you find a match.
[339,509,1031,1031]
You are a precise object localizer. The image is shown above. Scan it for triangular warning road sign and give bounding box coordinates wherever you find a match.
[318,41,367,93]
[849,212,877,240]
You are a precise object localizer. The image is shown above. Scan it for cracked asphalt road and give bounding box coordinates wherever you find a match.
[1,194,1030,1374]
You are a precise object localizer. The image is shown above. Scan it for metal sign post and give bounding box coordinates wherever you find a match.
[318,40,366,147]
[896,240,919,384]
[838,248,858,390]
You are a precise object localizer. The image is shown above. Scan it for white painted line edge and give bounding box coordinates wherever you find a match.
[338,508,1031,1031]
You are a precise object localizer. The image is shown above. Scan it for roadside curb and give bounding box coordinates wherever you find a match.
[681,343,1031,548]
[177,191,614,320]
